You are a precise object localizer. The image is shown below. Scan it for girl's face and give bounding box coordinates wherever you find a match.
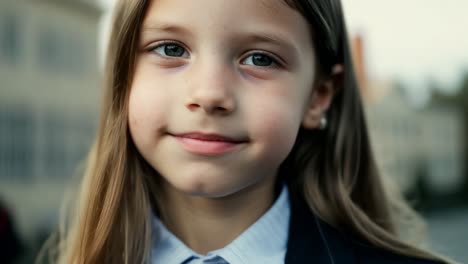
[129,0,318,197]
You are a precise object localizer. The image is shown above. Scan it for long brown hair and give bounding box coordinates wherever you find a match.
[38,0,451,263]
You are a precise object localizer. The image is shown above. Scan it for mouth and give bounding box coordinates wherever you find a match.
[168,132,249,156]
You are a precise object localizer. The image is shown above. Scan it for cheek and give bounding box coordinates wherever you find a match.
[246,87,305,162]
[260,105,300,147]
[128,68,171,147]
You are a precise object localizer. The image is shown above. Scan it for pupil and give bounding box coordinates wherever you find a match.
[253,54,272,66]
[165,45,184,57]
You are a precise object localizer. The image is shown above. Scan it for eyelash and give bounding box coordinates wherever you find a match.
[242,51,282,68]
[148,40,190,59]
[147,41,283,68]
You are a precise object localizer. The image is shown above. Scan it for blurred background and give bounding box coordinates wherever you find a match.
[0,0,466,263]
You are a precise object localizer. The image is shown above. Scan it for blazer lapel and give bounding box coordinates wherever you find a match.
[285,196,357,264]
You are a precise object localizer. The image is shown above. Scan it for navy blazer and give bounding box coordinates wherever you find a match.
[284,196,445,264]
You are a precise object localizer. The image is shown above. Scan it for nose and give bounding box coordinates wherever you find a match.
[185,60,236,116]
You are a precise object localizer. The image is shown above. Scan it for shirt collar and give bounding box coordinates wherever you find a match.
[150,185,291,264]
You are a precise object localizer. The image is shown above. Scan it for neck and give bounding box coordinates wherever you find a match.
[157,178,276,255]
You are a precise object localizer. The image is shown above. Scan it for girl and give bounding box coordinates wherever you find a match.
[40,0,452,263]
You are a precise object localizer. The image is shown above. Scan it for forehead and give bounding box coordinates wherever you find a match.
[144,0,300,22]
[142,0,312,49]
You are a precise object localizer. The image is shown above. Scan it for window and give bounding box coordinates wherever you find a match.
[0,107,34,180]
[0,106,97,180]
[0,13,21,64]
[38,27,85,76]
[44,112,67,178]
[38,29,61,71]
[42,112,96,179]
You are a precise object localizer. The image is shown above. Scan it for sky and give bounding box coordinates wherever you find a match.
[342,0,468,104]
[99,0,468,104]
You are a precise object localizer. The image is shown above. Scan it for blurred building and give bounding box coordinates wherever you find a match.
[0,0,102,244]
[421,107,465,195]
[365,84,424,191]
[352,35,465,195]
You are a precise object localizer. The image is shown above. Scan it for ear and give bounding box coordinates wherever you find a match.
[302,64,343,129]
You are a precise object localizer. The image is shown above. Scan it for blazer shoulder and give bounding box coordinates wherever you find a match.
[286,194,447,264]
[317,218,445,264]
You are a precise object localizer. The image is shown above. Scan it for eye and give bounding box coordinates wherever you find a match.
[241,53,277,67]
[151,42,189,58]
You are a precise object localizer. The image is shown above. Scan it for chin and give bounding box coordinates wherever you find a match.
[177,179,217,196]
[167,173,237,198]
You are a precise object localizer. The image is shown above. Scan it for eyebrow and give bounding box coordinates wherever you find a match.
[141,22,194,38]
[240,33,298,53]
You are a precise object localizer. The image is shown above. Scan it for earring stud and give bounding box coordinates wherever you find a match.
[319,116,327,130]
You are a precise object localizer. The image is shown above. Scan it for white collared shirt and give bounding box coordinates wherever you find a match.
[150,185,291,264]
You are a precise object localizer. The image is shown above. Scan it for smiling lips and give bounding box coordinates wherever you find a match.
[171,132,248,155]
